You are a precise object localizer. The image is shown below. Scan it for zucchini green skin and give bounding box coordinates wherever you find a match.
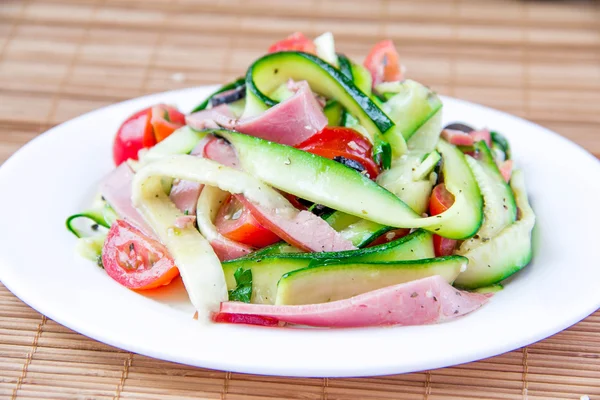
[66,211,108,238]
[190,77,245,113]
[491,131,511,160]
[336,54,353,80]
[244,51,406,156]
[222,229,434,304]
[275,256,467,305]
[211,129,482,239]
[66,198,116,238]
[454,169,535,289]
[457,141,516,254]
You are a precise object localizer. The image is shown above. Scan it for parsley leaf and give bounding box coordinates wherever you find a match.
[228,267,252,303]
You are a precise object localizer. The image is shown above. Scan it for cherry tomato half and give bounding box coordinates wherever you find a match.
[268,32,316,54]
[150,104,186,142]
[113,107,153,165]
[364,40,403,87]
[102,220,179,290]
[214,195,281,248]
[113,104,185,166]
[296,127,380,179]
[429,184,458,256]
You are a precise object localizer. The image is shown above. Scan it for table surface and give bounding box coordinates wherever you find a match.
[1,0,599,399]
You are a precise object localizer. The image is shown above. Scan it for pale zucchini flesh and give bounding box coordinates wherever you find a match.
[454,169,535,289]
[275,256,467,305]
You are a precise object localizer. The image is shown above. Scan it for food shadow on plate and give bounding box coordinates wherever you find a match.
[138,276,196,314]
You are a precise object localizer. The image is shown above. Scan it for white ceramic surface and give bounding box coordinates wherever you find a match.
[0,86,599,377]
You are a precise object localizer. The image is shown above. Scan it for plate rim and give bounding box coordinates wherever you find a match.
[0,85,599,377]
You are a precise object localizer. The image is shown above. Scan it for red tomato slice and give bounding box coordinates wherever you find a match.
[268,32,316,54]
[150,104,186,143]
[113,107,153,165]
[213,312,280,326]
[102,220,179,290]
[364,40,403,87]
[214,195,281,248]
[296,127,380,179]
[429,184,458,256]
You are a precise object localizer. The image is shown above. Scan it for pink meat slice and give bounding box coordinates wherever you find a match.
[99,163,155,237]
[185,105,236,131]
[210,239,253,261]
[234,81,327,146]
[203,137,240,169]
[237,195,356,253]
[470,129,491,147]
[219,276,491,328]
[169,136,212,215]
[441,129,475,146]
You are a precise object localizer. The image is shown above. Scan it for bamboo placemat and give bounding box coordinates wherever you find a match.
[1,0,599,398]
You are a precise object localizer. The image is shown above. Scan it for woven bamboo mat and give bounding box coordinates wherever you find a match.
[1,0,599,398]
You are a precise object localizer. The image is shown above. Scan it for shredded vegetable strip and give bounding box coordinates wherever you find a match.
[131,154,323,318]
[132,174,226,322]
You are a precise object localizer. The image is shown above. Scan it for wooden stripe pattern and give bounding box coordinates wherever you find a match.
[0,0,599,398]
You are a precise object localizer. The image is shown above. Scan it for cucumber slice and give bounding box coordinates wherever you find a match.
[314,32,338,67]
[323,100,344,126]
[66,195,114,238]
[336,54,353,80]
[406,109,443,153]
[275,256,467,305]
[222,229,434,304]
[454,170,535,289]
[413,151,441,181]
[215,129,482,239]
[269,83,295,103]
[380,80,443,141]
[75,233,106,267]
[350,62,372,96]
[243,51,407,155]
[491,131,511,161]
[138,126,207,167]
[338,218,391,247]
[377,152,434,215]
[457,141,517,253]
[191,77,245,113]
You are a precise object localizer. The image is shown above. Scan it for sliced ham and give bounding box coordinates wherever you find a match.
[441,129,475,147]
[169,136,212,215]
[99,163,155,237]
[442,129,491,148]
[219,275,490,328]
[236,195,355,253]
[235,81,327,146]
[203,137,240,169]
[185,105,235,131]
[209,238,253,261]
[498,159,513,182]
[169,180,203,215]
[470,129,491,147]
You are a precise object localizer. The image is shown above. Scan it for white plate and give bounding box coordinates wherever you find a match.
[0,86,599,377]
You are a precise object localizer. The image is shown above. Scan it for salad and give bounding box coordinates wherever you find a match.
[66,32,535,327]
